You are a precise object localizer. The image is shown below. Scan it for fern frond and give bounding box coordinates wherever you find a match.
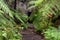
[29,0,60,30]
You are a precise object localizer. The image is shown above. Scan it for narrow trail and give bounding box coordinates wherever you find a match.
[21,24,44,40]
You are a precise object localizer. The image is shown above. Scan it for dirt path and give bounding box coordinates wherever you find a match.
[21,24,45,40]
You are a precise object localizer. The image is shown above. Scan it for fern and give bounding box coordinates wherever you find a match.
[44,26,60,40]
[29,0,60,31]
[0,0,28,40]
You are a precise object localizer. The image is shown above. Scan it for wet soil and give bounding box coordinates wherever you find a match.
[21,24,45,40]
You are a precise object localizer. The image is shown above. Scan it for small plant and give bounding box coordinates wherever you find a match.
[44,26,60,40]
[0,29,22,40]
